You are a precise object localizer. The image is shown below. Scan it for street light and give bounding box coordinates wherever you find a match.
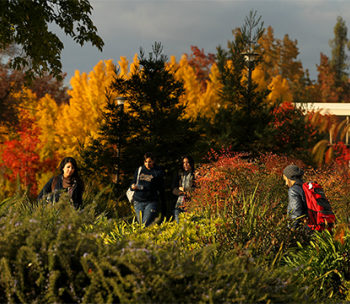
[241,50,259,115]
[114,96,126,185]
[115,96,126,111]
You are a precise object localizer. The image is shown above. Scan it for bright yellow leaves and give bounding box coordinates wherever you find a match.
[267,75,293,104]
[57,60,117,157]
[167,55,222,119]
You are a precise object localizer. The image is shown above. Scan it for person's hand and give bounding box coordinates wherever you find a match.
[179,187,184,191]
[131,184,138,190]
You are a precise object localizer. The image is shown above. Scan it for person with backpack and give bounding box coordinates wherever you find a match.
[130,152,167,227]
[283,165,308,229]
[283,164,336,231]
[38,157,84,209]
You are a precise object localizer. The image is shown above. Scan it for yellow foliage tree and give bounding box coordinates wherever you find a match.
[55,59,117,157]
[52,56,140,158]
[167,55,222,119]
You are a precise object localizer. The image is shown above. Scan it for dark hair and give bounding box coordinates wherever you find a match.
[180,155,195,172]
[58,157,84,190]
[143,152,156,163]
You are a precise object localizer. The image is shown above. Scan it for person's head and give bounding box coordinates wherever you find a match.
[181,155,194,173]
[59,157,79,179]
[283,165,304,187]
[143,152,156,170]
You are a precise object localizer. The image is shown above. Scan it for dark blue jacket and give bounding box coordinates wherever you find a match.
[38,174,83,209]
[130,164,166,214]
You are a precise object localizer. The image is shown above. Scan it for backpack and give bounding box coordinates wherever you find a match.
[296,181,335,231]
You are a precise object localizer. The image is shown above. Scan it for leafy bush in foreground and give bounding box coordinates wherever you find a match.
[101,212,222,252]
[285,226,350,300]
[0,193,313,303]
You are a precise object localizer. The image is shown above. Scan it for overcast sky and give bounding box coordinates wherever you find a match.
[55,0,350,87]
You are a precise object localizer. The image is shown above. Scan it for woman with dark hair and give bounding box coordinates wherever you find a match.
[129,152,166,227]
[172,155,195,223]
[38,157,84,209]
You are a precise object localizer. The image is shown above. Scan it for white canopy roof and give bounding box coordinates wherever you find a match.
[295,103,350,116]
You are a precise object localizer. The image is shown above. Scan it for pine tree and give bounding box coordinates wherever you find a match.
[80,43,201,207]
[329,16,350,102]
[212,10,273,152]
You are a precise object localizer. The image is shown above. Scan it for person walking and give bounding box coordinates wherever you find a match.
[283,164,308,229]
[172,155,195,223]
[130,152,166,227]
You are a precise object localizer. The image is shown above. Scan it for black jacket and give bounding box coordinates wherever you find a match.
[130,164,167,215]
[37,174,83,209]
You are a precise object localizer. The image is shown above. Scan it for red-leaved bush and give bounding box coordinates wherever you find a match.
[189,149,306,214]
[0,111,57,196]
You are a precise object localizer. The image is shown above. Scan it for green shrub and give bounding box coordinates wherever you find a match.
[0,192,313,303]
[0,193,105,303]
[199,188,311,261]
[284,228,350,300]
[101,212,224,253]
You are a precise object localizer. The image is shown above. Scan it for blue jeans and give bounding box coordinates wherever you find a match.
[173,208,185,223]
[134,201,158,227]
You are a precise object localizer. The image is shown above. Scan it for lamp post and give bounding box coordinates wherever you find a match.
[114,96,126,185]
[115,96,126,111]
[241,51,259,115]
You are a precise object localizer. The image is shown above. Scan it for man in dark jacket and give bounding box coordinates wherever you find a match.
[283,165,308,229]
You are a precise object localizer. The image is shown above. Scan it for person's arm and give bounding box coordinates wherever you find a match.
[37,177,54,201]
[288,187,306,228]
[130,167,140,191]
[172,172,185,196]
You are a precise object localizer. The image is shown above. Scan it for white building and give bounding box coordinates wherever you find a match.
[295,103,350,145]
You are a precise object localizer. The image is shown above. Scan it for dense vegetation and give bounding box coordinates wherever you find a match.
[1,152,350,302]
[1,7,350,302]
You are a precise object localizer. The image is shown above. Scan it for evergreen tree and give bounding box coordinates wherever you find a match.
[80,43,201,212]
[329,16,350,102]
[210,11,273,153]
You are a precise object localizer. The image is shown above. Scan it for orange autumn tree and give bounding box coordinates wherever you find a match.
[314,53,340,103]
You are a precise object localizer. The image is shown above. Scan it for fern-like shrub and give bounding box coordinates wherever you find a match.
[285,226,350,300]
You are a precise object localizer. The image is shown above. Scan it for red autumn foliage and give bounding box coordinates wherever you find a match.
[333,141,350,166]
[0,111,57,196]
[270,102,319,155]
[189,149,350,223]
[191,149,258,212]
[184,46,216,92]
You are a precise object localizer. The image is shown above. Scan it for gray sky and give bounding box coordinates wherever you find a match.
[55,0,350,87]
